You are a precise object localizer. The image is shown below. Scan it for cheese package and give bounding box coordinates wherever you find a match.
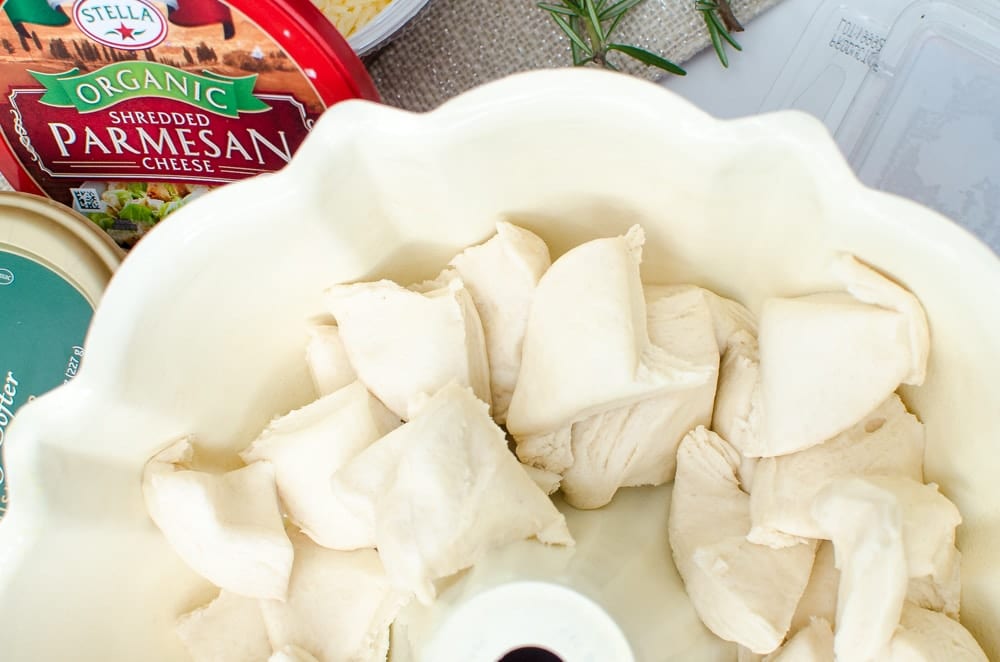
[0,191,121,522]
[0,0,377,250]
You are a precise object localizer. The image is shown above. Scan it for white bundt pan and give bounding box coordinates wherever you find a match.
[1,69,997,661]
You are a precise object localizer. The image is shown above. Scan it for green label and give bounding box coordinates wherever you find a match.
[30,63,271,118]
[0,251,95,520]
[2,0,71,26]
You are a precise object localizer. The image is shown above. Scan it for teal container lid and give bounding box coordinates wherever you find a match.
[0,192,122,519]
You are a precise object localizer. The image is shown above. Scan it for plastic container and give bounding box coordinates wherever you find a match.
[0,0,378,250]
[759,0,1000,251]
[0,191,122,520]
[346,0,431,56]
[836,0,1000,247]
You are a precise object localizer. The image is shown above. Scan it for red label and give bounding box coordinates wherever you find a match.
[0,0,336,249]
[7,90,313,183]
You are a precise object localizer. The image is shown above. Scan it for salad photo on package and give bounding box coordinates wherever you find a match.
[81,182,210,249]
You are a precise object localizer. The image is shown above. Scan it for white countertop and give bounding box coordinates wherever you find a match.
[663,0,1000,253]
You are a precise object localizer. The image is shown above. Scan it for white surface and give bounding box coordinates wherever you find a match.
[665,0,1000,252]
[664,0,820,119]
[1,69,999,660]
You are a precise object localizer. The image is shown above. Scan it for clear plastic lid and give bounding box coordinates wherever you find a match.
[837,1,1000,247]
[760,0,1000,251]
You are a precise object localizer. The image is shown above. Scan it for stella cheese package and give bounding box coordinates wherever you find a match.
[0,0,377,248]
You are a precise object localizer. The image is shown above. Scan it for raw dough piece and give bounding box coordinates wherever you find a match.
[176,590,271,662]
[260,532,406,662]
[326,276,490,420]
[332,382,573,604]
[888,603,988,661]
[305,319,357,397]
[752,255,929,457]
[449,221,551,423]
[143,438,293,600]
[507,226,713,438]
[749,395,924,548]
[240,381,400,550]
[669,427,816,654]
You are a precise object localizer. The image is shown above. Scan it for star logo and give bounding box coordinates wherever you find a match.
[113,23,136,40]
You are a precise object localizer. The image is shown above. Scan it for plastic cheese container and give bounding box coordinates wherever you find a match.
[0,191,122,521]
[342,0,432,56]
[759,0,1000,251]
[0,0,378,250]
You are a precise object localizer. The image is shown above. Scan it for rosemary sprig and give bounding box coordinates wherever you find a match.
[539,0,687,76]
[541,0,747,73]
[696,0,743,68]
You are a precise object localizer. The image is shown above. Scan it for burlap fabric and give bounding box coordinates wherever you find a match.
[366,0,782,111]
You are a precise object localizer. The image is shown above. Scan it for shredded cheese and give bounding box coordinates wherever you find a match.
[313,0,393,37]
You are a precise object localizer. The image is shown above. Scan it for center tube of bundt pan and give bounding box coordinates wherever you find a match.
[420,581,636,662]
